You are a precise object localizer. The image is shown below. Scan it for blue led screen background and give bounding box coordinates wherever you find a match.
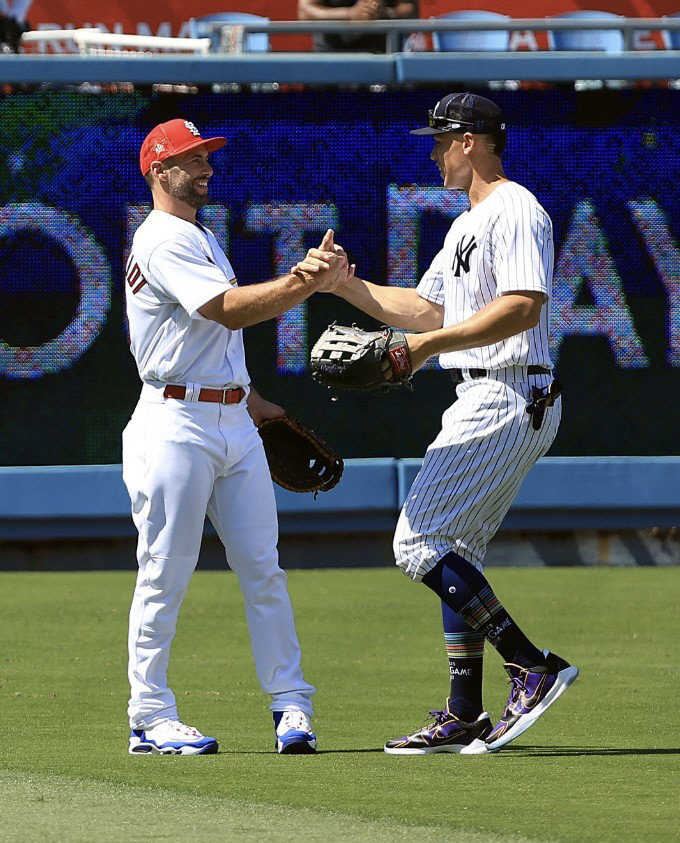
[1,88,679,465]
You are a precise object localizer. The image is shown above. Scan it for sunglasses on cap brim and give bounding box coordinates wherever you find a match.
[428,110,473,131]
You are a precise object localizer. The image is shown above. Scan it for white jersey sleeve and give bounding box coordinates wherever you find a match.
[147,234,236,318]
[416,248,446,306]
[492,189,552,297]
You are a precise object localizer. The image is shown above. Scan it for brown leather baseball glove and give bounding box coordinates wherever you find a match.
[257,414,344,494]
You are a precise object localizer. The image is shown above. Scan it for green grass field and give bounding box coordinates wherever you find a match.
[1,566,678,843]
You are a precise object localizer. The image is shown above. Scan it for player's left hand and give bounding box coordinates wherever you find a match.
[247,386,284,426]
[398,332,431,374]
[378,334,430,381]
[310,323,413,391]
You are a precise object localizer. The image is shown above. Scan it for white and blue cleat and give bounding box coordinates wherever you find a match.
[129,719,218,755]
[274,709,317,754]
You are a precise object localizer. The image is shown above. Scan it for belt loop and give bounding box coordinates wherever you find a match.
[184,382,199,402]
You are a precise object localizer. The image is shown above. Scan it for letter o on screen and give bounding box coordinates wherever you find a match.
[0,203,111,379]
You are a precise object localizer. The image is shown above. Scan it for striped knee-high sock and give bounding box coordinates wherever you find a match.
[442,602,485,721]
[423,552,545,668]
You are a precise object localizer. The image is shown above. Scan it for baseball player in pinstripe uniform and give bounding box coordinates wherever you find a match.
[299,92,578,754]
[123,119,350,755]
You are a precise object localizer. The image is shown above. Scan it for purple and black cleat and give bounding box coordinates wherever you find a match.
[462,652,579,754]
[384,699,493,754]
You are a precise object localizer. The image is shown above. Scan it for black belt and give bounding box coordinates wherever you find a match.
[450,366,551,382]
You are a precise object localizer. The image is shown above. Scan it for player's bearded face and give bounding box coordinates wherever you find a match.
[165,165,211,208]
[161,149,213,209]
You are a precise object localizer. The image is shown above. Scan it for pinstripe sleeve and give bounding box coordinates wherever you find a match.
[416,248,445,305]
[493,190,553,297]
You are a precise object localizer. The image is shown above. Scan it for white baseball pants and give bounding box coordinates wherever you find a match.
[394,374,561,580]
[122,387,315,729]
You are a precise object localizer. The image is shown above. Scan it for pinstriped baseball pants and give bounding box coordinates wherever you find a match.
[394,374,561,580]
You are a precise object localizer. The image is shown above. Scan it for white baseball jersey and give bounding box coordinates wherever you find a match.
[125,210,249,388]
[394,180,560,580]
[417,181,554,371]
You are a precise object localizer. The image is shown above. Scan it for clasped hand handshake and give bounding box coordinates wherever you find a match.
[290,229,355,294]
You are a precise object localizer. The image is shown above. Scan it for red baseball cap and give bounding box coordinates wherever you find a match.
[139,118,227,175]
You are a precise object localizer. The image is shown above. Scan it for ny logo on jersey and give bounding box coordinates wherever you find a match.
[452,235,478,277]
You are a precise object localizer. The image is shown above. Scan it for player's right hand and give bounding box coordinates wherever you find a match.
[290,229,354,292]
[292,228,336,274]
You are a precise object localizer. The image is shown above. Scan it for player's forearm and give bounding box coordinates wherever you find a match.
[200,274,315,329]
[336,275,443,331]
[409,294,542,365]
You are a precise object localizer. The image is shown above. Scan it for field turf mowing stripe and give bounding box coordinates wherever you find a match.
[0,567,679,842]
[0,770,537,843]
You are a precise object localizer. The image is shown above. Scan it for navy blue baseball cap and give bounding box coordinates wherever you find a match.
[411,92,506,135]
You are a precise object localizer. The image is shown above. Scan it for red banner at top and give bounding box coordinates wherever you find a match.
[11,0,680,51]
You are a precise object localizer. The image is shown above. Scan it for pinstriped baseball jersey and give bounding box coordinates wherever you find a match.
[126,210,248,388]
[394,181,560,580]
[417,181,554,372]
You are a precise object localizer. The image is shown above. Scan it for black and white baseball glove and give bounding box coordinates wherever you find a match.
[310,323,413,392]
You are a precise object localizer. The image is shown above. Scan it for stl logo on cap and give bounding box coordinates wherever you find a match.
[184,121,201,137]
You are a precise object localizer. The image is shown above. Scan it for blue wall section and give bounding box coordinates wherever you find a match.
[1,458,678,541]
[3,53,680,85]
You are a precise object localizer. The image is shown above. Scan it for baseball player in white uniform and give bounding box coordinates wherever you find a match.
[298,92,578,754]
[123,118,350,755]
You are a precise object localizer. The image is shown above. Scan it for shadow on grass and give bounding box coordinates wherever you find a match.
[316,748,385,754]
[217,748,385,755]
[216,746,680,757]
[499,746,680,757]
